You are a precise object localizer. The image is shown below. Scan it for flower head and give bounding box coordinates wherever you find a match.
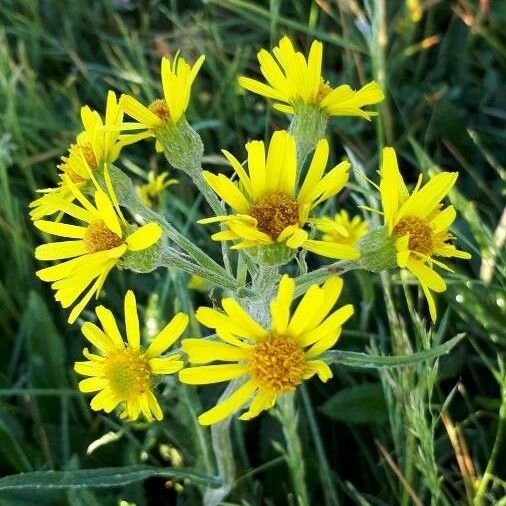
[312,210,368,247]
[29,91,142,220]
[200,130,360,261]
[239,36,384,119]
[137,171,178,209]
[378,147,471,321]
[74,290,186,421]
[34,180,162,323]
[179,275,354,425]
[120,53,205,131]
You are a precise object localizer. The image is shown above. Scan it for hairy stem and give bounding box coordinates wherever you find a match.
[275,393,310,506]
[473,375,506,505]
[203,381,240,506]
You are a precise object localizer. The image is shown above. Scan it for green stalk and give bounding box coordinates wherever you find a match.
[473,376,506,505]
[203,381,240,506]
[275,393,310,506]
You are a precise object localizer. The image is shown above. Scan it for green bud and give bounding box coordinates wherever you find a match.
[246,243,296,267]
[358,226,398,272]
[156,118,203,175]
[289,103,327,164]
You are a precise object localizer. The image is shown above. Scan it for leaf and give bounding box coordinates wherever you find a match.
[0,465,219,492]
[323,334,465,369]
[319,384,387,424]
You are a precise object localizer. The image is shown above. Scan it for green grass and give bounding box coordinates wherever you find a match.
[0,0,505,505]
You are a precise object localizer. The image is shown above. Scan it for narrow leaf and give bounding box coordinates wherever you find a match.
[323,334,465,368]
[0,465,219,492]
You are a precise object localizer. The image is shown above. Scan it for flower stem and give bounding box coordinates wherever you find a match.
[203,381,239,506]
[473,374,506,505]
[275,393,310,506]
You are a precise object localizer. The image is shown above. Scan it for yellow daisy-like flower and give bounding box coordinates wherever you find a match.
[74,290,186,421]
[120,53,205,130]
[179,275,353,425]
[239,36,384,119]
[137,171,178,209]
[200,130,360,260]
[34,180,162,323]
[378,147,471,321]
[312,210,368,247]
[30,91,144,220]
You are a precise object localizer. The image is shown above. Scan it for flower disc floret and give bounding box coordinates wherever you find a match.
[149,99,171,121]
[84,220,123,253]
[105,348,150,398]
[249,192,300,240]
[249,334,306,392]
[393,216,433,255]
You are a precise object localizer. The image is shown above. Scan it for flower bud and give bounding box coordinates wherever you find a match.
[156,118,204,175]
[357,226,397,272]
[289,103,328,163]
[246,243,296,267]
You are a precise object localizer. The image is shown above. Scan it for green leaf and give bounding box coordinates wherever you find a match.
[0,465,219,492]
[323,334,465,368]
[319,384,387,424]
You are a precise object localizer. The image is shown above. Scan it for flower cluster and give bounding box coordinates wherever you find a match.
[30,37,470,426]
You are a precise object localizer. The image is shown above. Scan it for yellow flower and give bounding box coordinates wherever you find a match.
[187,275,212,293]
[137,171,178,208]
[199,130,360,260]
[312,210,368,247]
[34,180,162,323]
[120,53,205,130]
[378,147,471,321]
[74,290,186,421]
[29,91,143,220]
[239,36,384,119]
[179,275,353,425]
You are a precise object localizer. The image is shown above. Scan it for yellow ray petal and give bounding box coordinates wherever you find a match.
[179,364,248,384]
[245,140,267,199]
[406,257,446,292]
[270,275,295,334]
[298,138,329,203]
[198,380,257,425]
[302,239,360,260]
[203,172,251,213]
[126,222,162,251]
[145,312,189,359]
[124,290,140,351]
[221,298,267,340]
[148,357,184,375]
[182,339,250,364]
[95,305,124,348]
[35,240,87,261]
[34,220,86,239]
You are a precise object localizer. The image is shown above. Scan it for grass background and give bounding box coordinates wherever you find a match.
[0,0,505,504]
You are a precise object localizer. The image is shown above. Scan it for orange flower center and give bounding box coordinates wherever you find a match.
[84,220,123,253]
[249,334,306,393]
[316,80,332,102]
[105,348,151,398]
[249,192,299,240]
[59,160,86,183]
[394,216,433,255]
[149,99,171,121]
[79,142,98,169]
